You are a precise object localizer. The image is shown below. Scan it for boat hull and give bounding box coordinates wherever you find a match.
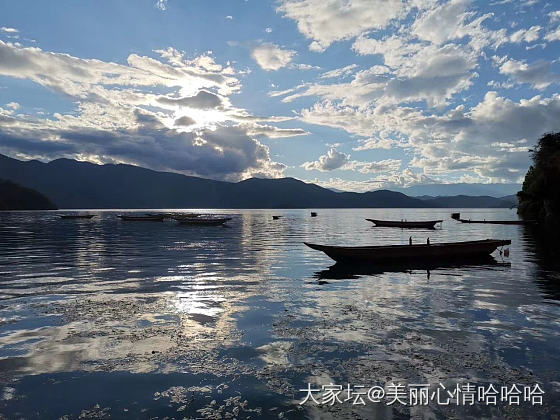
[458,219,535,225]
[366,219,442,228]
[118,215,164,221]
[304,239,511,264]
[178,217,231,226]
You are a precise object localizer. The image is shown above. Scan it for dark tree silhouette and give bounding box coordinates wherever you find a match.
[0,179,57,210]
[518,132,560,227]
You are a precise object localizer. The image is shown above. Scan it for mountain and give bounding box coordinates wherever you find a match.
[420,194,518,208]
[0,154,425,209]
[0,154,520,209]
[0,179,57,210]
[391,183,522,198]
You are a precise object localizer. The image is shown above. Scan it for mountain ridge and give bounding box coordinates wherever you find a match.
[0,154,517,209]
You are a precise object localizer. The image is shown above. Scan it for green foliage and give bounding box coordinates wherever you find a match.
[518,133,560,223]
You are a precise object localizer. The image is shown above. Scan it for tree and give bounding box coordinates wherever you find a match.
[518,132,560,227]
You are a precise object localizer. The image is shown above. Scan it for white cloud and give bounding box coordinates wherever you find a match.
[302,147,350,171]
[544,28,560,42]
[0,41,305,180]
[251,43,296,71]
[297,92,560,182]
[0,27,18,33]
[5,102,19,110]
[302,146,401,174]
[276,0,409,52]
[155,0,167,11]
[411,0,473,45]
[500,59,560,89]
[353,137,396,151]
[320,64,358,79]
[509,25,541,43]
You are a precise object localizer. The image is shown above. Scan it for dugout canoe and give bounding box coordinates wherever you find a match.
[118,214,164,221]
[451,212,535,225]
[304,239,511,264]
[59,214,95,219]
[457,219,536,225]
[366,218,443,228]
[177,217,232,226]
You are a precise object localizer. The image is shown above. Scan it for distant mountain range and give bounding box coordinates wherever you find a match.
[0,154,517,209]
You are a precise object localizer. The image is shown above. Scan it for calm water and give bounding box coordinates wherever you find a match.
[0,209,559,419]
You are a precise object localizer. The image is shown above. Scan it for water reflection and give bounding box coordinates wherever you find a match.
[313,257,510,280]
[0,209,559,418]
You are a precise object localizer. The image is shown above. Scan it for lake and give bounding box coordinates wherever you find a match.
[0,208,559,419]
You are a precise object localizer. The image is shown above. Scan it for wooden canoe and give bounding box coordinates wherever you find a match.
[456,218,536,225]
[118,214,164,221]
[59,214,95,219]
[451,212,535,225]
[304,239,511,263]
[366,218,443,228]
[170,213,200,220]
[178,217,231,226]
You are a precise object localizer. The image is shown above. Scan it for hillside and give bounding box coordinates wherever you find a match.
[0,179,57,210]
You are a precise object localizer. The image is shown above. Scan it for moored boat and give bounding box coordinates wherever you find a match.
[458,219,535,225]
[310,212,317,217]
[170,213,200,220]
[272,215,282,220]
[177,217,231,226]
[118,214,164,221]
[304,239,511,264]
[366,218,442,229]
[59,214,95,219]
[450,212,535,225]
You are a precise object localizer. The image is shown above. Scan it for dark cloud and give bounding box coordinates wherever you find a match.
[157,90,223,109]
[174,116,196,126]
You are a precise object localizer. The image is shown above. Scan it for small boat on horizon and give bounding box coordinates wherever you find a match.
[272,215,282,220]
[177,217,232,226]
[304,239,511,264]
[118,214,164,221]
[311,212,317,217]
[59,214,95,219]
[451,212,536,225]
[366,218,443,229]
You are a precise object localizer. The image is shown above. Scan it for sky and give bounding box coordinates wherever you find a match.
[0,0,559,192]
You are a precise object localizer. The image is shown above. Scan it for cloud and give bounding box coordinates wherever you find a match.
[0,41,305,180]
[544,28,560,42]
[155,0,168,11]
[277,43,478,108]
[5,102,20,110]
[411,0,473,45]
[276,0,408,52]
[297,92,560,182]
[302,147,350,171]
[353,137,396,151]
[320,64,358,79]
[174,116,196,127]
[509,25,541,43]
[157,90,223,109]
[500,59,560,89]
[0,27,18,33]
[302,146,401,174]
[251,43,296,71]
